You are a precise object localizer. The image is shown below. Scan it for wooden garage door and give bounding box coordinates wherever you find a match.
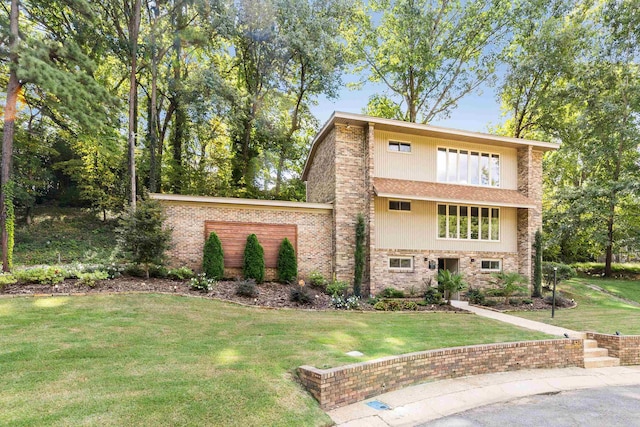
[204,221,297,268]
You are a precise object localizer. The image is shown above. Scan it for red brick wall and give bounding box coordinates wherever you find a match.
[299,339,583,410]
[587,332,640,365]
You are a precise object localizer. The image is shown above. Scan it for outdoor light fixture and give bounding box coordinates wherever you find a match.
[616,331,621,336]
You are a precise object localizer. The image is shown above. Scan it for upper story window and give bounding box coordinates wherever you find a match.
[437,204,500,241]
[389,200,411,211]
[388,141,412,153]
[437,147,500,187]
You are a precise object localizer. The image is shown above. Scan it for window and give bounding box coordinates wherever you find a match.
[388,141,411,153]
[389,200,411,211]
[481,259,501,271]
[437,147,500,187]
[389,257,413,269]
[437,204,500,241]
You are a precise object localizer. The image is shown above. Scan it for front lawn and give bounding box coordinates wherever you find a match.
[513,278,640,335]
[0,294,551,426]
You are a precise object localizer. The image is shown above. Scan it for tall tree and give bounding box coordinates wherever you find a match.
[350,0,514,123]
[128,0,142,207]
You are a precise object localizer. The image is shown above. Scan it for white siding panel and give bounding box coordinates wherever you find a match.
[375,198,517,252]
[374,130,518,189]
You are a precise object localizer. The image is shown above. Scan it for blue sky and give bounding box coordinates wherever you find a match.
[310,78,505,133]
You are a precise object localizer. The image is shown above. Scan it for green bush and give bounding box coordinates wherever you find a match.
[353,213,365,297]
[308,270,327,289]
[380,287,405,298]
[572,262,640,277]
[386,300,401,311]
[402,301,418,311]
[465,288,485,305]
[190,273,216,292]
[14,267,66,285]
[543,262,577,285]
[326,280,349,297]
[167,267,195,280]
[289,286,312,305]
[117,199,172,278]
[424,287,443,304]
[235,279,257,297]
[0,273,17,289]
[437,270,467,304]
[243,234,265,283]
[277,238,297,283]
[77,270,109,287]
[203,232,224,280]
[544,294,574,308]
[491,271,528,305]
[373,301,387,311]
[331,294,360,310]
[148,265,169,278]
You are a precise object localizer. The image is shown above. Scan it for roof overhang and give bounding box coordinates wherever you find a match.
[302,111,560,180]
[373,178,537,209]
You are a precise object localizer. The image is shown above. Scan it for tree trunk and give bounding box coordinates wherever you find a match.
[169,4,185,193]
[148,25,159,193]
[128,0,142,209]
[1,0,20,272]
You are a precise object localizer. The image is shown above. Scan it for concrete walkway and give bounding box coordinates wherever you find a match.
[328,366,640,426]
[451,300,582,338]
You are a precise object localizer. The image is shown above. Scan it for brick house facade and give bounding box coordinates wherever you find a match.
[302,112,557,295]
[157,112,556,295]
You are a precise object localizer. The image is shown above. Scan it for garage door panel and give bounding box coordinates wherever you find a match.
[204,221,297,268]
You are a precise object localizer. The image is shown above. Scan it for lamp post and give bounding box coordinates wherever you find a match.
[551,266,557,319]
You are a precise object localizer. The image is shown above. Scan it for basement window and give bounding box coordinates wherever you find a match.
[389,257,413,270]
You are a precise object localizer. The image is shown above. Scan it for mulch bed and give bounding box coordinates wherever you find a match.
[475,296,576,312]
[1,277,463,311]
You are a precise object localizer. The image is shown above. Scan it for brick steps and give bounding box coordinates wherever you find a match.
[583,339,620,368]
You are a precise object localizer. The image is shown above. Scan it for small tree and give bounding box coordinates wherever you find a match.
[203,231,224,280]
[492,271,528,305]
[437,270,467,305]
[353,213,365,297]
[533,229,543,298]
[277,237,297,283]
[243,234,265,283]
[118,199,172,278]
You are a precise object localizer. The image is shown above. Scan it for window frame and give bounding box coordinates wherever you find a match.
[437,203,501,242]
[480,259,502,272]
[388,140,412,154]
[388,199,412,212]
[388,256,414,270]
[436,146,500,188]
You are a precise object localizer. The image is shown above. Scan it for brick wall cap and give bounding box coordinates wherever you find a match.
[151,193,333,211]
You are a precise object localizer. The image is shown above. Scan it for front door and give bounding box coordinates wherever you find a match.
[438,258,460,300]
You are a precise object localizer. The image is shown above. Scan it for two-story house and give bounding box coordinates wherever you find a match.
[302,112,558,295]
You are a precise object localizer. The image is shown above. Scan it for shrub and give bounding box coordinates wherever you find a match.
[277,238,297,283]
[190,273,216,292]
[572,262,640,277]
[14,267,65,285]
[491,271,528,305]
[148,265,169,278]
[402,301,418,311]
[117,199,172,278]
[522,298,533,305]
[386,300,401,311]
[373,301,387,311]
[243,234,265,283]
[353,213,365,297]
[77,270,109,287]
[308,270,327,289]
[508,298,522,306]
[290,286,312,305]
[533,230,543,297]
[203,232,224,280]
[437,270,467,304]
[543,262,577,286]
[380,287,405,298]
[465,288,485,305]
[124,264,146,277]
[167,267,195,280]
[424,287,443,304]
[235,279,257,297]
[326,280,349,297]
[331,294,360,310]
[0,273,17,289]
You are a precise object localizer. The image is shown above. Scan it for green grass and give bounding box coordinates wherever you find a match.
[513,278,640,335]
[0,295,551,426]
[14,207,118,265]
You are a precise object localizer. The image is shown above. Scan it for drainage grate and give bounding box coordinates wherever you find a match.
[366,400,390,410]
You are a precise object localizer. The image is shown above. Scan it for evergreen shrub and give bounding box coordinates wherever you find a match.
[203,231,224,280]
[243,234,265,283]
[277,238,297,283]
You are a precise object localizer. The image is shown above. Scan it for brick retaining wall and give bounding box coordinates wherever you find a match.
[587,332,640,365]
[298,339,583,410]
